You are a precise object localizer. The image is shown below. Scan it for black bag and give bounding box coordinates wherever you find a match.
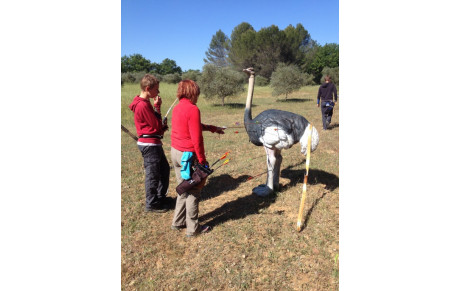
[324,101,335,114]
[176,164,214,195]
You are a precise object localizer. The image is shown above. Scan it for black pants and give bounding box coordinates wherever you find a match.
[138,145,170,209]
[321,101,334,129]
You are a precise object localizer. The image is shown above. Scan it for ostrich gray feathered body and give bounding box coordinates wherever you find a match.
[244,109,310,150]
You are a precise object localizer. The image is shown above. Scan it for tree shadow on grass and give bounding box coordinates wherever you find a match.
[276,98,312,103]
[199,183,277,227]
[211,103,255,109]
[200,174,250,201]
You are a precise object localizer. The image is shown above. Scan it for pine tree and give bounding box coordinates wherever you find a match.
[204,30,230,68]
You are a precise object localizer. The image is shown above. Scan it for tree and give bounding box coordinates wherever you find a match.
[199,64,245,106]
[204,30,230,67]
[228,22,315,80]
[228,22,257,70]
[270,63,305,100]
[305,43,339,84]
[283,24,313,65]
[121,54,151,72]
[253,25,287,79]
[151,58,182,75]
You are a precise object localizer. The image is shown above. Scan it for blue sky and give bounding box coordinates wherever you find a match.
[121,0,339,71]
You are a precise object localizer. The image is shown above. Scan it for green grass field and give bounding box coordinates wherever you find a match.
[121,82,339,290]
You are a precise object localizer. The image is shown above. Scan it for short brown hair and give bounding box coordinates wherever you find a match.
[140,74,159,91]
[177,80,200,100]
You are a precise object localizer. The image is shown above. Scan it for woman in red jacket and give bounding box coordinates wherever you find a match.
[170,80,225,237]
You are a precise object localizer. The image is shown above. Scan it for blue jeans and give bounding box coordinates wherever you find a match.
[138,145,170,209]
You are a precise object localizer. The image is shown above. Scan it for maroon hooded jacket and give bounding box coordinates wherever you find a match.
[129,96,164,144]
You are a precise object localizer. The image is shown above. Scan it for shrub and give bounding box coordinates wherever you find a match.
[255,75,269,86]
[182,70,201,81]
[321,67,339,85]
[162,73,181,84]
[303,73,316,86]
[121,71,151,85]
[121,72,136,84]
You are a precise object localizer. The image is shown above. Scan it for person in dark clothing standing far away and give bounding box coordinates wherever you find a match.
[129,74,170,213]
[317,75,338,130]
[170,80,225,237]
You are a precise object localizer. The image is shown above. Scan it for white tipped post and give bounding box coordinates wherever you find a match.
[296,124,312,232]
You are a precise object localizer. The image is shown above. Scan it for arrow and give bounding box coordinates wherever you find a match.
[210,151,230,168]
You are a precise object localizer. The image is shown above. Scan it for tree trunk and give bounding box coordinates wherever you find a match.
[285,93,288,101]
[221,96,225,106]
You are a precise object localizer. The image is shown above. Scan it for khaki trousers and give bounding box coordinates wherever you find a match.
[171,147,201,236]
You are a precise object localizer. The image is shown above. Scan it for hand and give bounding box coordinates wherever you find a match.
[153,95,162,106]
[215,127,226,134]
[317,104,319,107]
[162,117,168,131]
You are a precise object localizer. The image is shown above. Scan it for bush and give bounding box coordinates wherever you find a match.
[121,72,151,85]
[162,73,181,84]
[255,75,269,86]
[303,73,316,86]
[121,72,136,84]
[321,67,339,85]
[182,70,201,81]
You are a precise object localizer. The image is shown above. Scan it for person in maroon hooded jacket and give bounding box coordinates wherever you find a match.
[129,74,170,213]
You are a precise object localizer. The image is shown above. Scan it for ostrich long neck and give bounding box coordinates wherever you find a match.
[244,73,255,126]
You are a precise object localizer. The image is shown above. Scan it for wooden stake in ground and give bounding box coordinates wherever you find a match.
[296,123,313,232]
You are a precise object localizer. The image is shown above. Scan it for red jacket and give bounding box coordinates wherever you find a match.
[129,96,164,144]
[171,98,218,164]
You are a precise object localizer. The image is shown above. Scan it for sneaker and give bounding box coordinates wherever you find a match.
[145,204,168,213]
[186,225,212,237]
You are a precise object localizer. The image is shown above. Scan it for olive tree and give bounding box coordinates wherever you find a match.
[270,63,305,100]
[199,64,245,106]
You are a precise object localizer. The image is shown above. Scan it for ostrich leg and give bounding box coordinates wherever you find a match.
[271,149,283,190]
[253,147,282,197]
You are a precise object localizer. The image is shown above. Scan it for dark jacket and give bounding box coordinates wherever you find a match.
[317,82,338,104]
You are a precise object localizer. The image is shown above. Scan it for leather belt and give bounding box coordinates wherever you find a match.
[139,134,163,139]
